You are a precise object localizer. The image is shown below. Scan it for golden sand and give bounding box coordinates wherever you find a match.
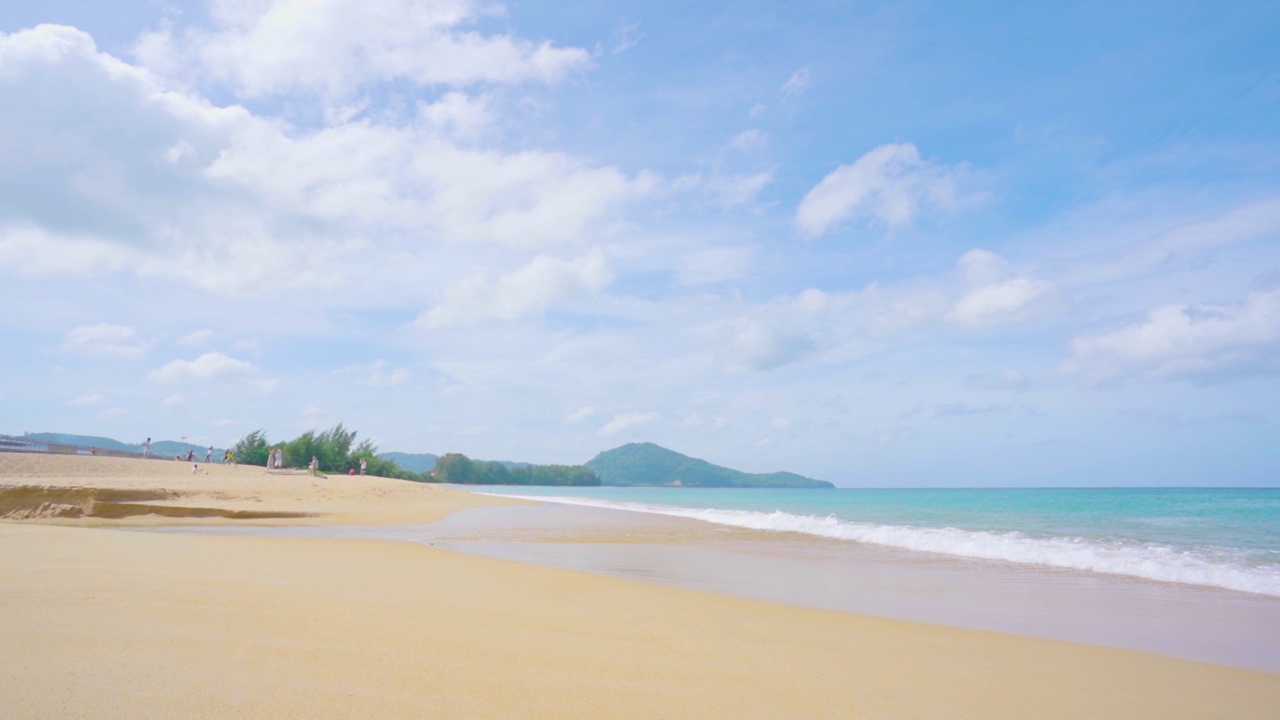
[2,453,1277,719]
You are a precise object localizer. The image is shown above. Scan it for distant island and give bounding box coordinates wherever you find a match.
[586,442,834,488]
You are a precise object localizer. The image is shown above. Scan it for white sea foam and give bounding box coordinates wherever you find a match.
[494,494,1280,597]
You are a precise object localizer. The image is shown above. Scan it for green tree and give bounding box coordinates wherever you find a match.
[231,429,270,467]
[433,453,476,483]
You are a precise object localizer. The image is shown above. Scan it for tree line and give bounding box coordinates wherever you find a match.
[229,424,600,486]
[432,453,600,486]
[230,424,416,479]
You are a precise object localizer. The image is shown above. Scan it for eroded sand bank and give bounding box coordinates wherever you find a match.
[3,453,1278,719]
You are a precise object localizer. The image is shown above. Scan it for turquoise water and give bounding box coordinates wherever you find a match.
[462,486,1280,596]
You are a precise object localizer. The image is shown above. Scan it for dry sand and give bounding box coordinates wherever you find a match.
[2,453,1278,719]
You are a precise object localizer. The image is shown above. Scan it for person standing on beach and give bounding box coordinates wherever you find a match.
[205,447,212,463]
[142,437,150,458]
[360,457,367,475]
[308,455,319,477]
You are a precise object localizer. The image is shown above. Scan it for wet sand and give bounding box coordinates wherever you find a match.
[171,501,1280,673]
[3,453,1279,719]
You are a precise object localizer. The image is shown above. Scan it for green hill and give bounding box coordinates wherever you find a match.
[378,452,439,473]
[585,443,834,488]
[21,432,220,459]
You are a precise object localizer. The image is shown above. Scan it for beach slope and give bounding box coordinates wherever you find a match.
[2,454,1277,719]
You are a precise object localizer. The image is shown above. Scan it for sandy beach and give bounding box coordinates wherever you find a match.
[3,453,1278,719]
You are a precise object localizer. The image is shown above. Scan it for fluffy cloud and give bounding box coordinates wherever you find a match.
[947,250,1059,326]
[149,352,277,390]
[796,143,965,237]
[1063,291,1280,383]
[598,412,659,437]
[419,249,613,327]
[0,24,651,300]
[62,324,151,357]
[135,0,592,98]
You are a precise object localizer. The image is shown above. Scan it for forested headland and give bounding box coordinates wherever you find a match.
[229,425,599,486]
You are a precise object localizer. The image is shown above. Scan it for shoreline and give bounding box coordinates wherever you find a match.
[158,500,1280,673]
[3,453,1279,718]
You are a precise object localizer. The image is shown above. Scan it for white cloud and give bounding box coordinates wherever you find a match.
[177,329,215,348]
[730,129,766,151]
[419,249,613,327]
[0,224,132,277]
[709,171,772,208]
[68,394,104,407]
[1063,291,1280,383]
[149,352,277,391]
[562,406,595,424]
[611,23,642,54]
[63,324,151,357]
[418,91,492,139]
[136,0,592,99]
[725,317,814,371]
[796,143,965,237]
[947,250,1058,327]
[780,67,810,96]
[598,412,659,437]
[162,394,188,408]
[0,23,654,306]
[335,360,411,386]
[676,247,753,286]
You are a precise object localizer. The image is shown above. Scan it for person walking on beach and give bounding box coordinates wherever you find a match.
[142,437,150,458]
[205,447,213,463]
[360,457,367,475]
[308,455,319,477]
[274,447,284,470]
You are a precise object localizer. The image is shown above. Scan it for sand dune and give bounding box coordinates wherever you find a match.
[2,453,1277,719]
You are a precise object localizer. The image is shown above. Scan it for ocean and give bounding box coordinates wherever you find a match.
[465,486,1280,597]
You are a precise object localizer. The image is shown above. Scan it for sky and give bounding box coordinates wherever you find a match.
[2,0,1279,487]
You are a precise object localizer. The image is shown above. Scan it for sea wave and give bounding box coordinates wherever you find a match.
[494,494,1280,597]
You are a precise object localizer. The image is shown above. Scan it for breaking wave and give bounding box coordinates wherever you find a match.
[500,495,1280,597]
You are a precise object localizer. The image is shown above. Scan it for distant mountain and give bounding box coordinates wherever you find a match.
[378,452,439,473]
[20,433,222,459]
[586,443,834,488]
[22,432,137,452]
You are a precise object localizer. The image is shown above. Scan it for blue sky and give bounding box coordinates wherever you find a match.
[2,0,1278,486]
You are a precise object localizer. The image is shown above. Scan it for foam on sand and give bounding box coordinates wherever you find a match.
[489,495,1280,596]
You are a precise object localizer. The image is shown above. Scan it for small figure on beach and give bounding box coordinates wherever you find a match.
[308,455,319,476]
[185,449,195,462]
[359,457,367,475]
[142,437,151,458]
[272,447,284,470]
[224,449,235,467]
[191,463,199,474]
[205,447,212,463]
